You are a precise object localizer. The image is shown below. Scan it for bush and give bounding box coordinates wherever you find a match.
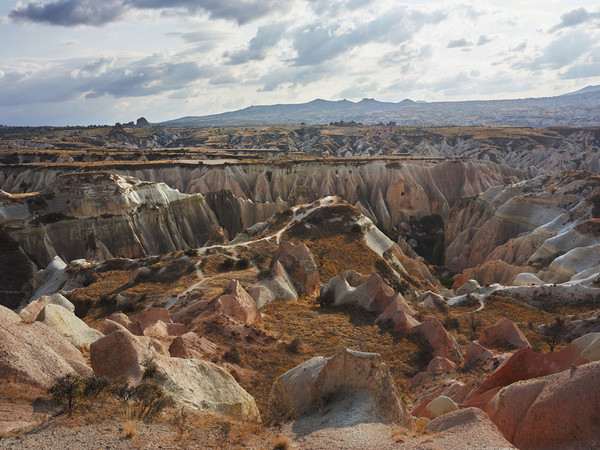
[235,257,250,270]
[223,346,242,364]
[48,373,85,416]
[443,316,460,331]
[82,375,110,399]
[184,248,198,257]
[132,382,174,420]
[286,337,302,354]
[219,258,235,271]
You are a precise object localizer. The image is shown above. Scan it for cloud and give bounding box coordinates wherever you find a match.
[9,0,124,26]
[511,42,527,52]
[549,7,599,32]
[447,38,471,48]
[292,7,446,66]
[9,0,283,26]
[516,31,592,71]
[477,35,492,46]
[224,22,287,65]
[0,55,210,106]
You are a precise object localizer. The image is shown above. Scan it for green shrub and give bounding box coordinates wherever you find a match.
[48,374,85,416]
[235,257,250,270]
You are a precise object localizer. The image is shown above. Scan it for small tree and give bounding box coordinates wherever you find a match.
[49,374,85,416]
[468,313,482,340]
[543,317,565,352]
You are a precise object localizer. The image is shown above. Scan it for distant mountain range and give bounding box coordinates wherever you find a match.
[160,86,600,128]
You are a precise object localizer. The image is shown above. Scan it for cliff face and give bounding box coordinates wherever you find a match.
[445,170,600,285]
[1,173,220,267]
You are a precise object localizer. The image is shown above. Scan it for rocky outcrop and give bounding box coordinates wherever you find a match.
[169,332,217,359]
[36,304,104,348]
[420,395,459,420]
[410,317,463,363]
[0,305,91,387]
[149,357,260,422]
[480,318,530,350]
[3,172,220,267]
[18,293,74,323]
[173,280,261,325]
[446,171,600,287]
[269,348,411,427]
[320,270,412,314]
[469,332,600,399]
[426,408,515,449]
[270,241,319,296]
[487,361,600,449]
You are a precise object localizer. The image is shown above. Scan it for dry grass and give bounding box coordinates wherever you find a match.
[122,419,137,439]
[272,436,290,449]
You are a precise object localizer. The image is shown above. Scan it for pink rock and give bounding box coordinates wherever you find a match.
[480,318,530,349]
[427,356,456,373]
[0,306,89,388]
[90,329,157,383]
[410,317,463,363]
[513,361,600,449]
[18,293,74,323]
[143,320,169,339]
[425,408,514,449]
[167,323,187,336]
[376,301,420,333]
[464,341,493,366]
[107,312,143,335]
[172,280,261,325]
[489,377,550,443]
[469,333,600,400]
[129,308,172,329]
[271,241,319,295]
[169,332,218,359]
[100,318,127,335]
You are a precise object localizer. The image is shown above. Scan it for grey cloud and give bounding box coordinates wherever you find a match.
[255,64,335,92]
[9,0,123,26]
[224,22,287,65]
[549,8,599,32]
[516,31,592,71]
[511,42,527,52]
[0,56,208,106]
[9,0,282,26]
[477,35,492,46]
[292,7,446,66]
[447,38,471,48]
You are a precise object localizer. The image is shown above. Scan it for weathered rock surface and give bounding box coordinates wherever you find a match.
[464,341,494,367]
[417,290,448,311]
[173,280,261,325]
[421,395,459,420]
[446,171,600,289]
[487,361,600,449]
[321,270,412,314]
[3,172,221,267]
[269,348,411,427]
[37,304,104,348]
[270,241,319,295]
[0,305,91,387]
[410,317,463,363]
[426,408,515,449]
[427,356,456,373]
[470,332,600,399]
[480,318,530,350]
[18,293,74,323]
[150,357,260,422]
[168,332,218,359]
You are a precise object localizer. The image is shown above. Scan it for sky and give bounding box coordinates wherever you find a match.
[1,1,600,125]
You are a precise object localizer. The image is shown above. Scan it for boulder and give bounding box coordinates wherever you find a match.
[322,270,412,315]
[129,308,172,329]
[511,361,600,449]
[250,261,297,308]
[427,356,456,373]
[169,332,218,359]
[426,408,515,449]
[455,279,481,296]
[271,241,319,295]
[129,266,152,284]
[90,329,159,383]
[19,293,75,323]
[480,318,530,349]
[1,304,21,324]
[376,300,420,333]
[107,311,143,335]
[37,304,104,348]
[0,306,91,388]
[143,320,169,339]
[469,332,600,399]
[100,318,128,335]
[269,348,411,427]
[417,290,448,311]
[464,341,494,366]
[410,317,463,363]
[421,395,459,420]
[151,357,259,422]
